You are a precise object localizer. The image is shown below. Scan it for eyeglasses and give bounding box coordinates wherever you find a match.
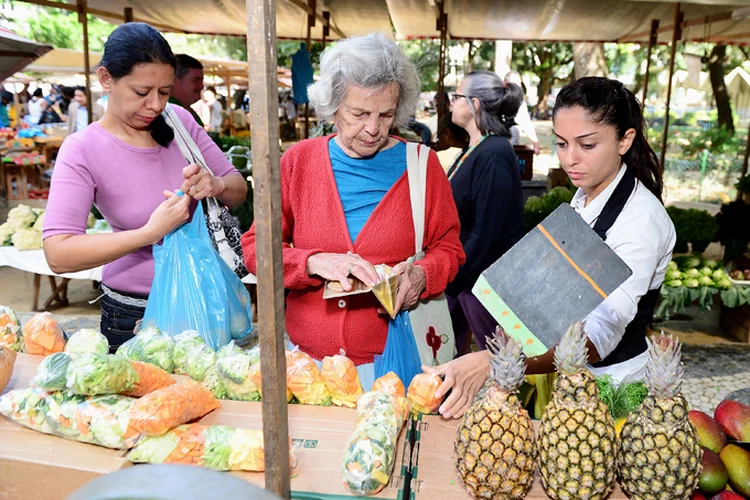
[450,93,469,104]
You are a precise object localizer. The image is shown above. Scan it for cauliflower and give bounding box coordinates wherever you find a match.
[0,223,14,246]
[32,211,45,232]
[11,228,42,250]
[6,205,37,230]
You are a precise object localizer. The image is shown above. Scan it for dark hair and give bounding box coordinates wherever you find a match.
[101,22,177,147]
[205,86,217,95]
[463,70,524,138]
[553,77,663,202]
[175,54,203,79]
[61,86,75,100]
[33,88,43,98]
[0,90,12,104]
[437,111,469,145]
[73,86,86,94]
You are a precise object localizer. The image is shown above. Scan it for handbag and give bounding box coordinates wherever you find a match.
[162,104,249,278]
[405,142,457,367]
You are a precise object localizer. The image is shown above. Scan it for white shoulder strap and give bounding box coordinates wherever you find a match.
[406,142,430,254]
[162,104,214,178]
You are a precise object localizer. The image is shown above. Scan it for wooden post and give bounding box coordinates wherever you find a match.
[12,86,21,128]
[124,6,133,23]
[739,127,750,200]
[322,11,330,49]
[226,69,233,132]
[304,0,316,139]
[641,19,659,107]
[437,2,448,123]
[660,4,683,171]
[77,0,93,126]
[245,0,290,498]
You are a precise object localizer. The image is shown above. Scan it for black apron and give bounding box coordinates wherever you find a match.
[590,168,661,368]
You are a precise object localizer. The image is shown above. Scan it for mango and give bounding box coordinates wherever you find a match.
[709,492,745,500]
[691,410,729,454]
[714,400,750,442]
[719,444,750,497]
[699,448,729,495]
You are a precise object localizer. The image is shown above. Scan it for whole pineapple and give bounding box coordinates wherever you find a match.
[618,333,701,500]
[538,322,617,500]
[454,326,536,499]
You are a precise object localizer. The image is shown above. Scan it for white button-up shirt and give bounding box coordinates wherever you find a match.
[570,164,676,383]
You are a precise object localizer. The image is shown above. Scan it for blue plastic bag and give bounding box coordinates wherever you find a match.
[142,202,253,350]
[374,311,422,389]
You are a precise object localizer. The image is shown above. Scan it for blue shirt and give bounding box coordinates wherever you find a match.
[329,139,407,242]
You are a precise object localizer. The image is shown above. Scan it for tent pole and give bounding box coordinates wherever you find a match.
[304,0,315,139]
[740,127,750,197]
[245,0,290,496]
[437,2,448,123]
[641,19,659,107]
[660,4,683,171]
[124,7,133,23]
[226,69,233,134]
[12,85,21,128]
[77,0,93,126]
[322,11,329,50]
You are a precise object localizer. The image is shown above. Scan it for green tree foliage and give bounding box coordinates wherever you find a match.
[399,39,441,91]
[511,42,574,117]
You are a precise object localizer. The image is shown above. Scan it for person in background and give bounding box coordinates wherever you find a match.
[28,88,45,125]
[169,54,205,127]
[203,86,223,133]
[432,111,469,172]
[408,115,433,145]
[38,99,62,124]
[67,87,105,135]
[0,91,12,127]
[504,70,540,155]
[241,33,464,390]
[445,70,525,355]
[284,94,297,136]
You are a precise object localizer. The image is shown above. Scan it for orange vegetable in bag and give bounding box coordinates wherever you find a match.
[23,312,65,356]
[250,362,294,402]
[372,372,406,398]
[321,354,363,408]
[286,348,331,406]
[124,360,175,397]
[127,379,220,436]
[406,372,443,415]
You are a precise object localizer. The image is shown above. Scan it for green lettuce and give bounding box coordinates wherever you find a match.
[65,353,138,395]
[33,352,72,391]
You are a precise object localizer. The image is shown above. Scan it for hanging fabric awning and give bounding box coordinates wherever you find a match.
[0,27,52,81]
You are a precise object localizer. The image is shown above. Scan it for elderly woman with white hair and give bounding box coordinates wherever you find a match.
[241,33,465,389]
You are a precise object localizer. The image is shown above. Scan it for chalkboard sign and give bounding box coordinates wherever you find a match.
[472,203,632,356]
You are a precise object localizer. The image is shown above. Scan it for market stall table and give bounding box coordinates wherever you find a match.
[0,247,102,311]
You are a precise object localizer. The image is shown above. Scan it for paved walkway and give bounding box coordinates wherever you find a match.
[682,343,750,413]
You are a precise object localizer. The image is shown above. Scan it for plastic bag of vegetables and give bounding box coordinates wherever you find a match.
[127,380,220,436]
[172,330,205,375]
[116,326,175,373]
[286,348,332,406]
[129,424,294,472]
[33,352,174,397]
[217,352,261,401]
[0,305,23,352]
[321,354,363,408]
[372,372,406,398]
[0,387,139,449]
[342,391,408,495]
[23,312,66,356]
[64,329,109,356]
[406,372,443,416]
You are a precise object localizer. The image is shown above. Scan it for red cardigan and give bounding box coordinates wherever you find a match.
[241,136,465,365]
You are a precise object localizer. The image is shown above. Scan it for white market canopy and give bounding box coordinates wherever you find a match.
[0,27,52,81]
[24,48,102,74]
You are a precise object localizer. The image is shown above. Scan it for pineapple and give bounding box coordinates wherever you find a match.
[454,326,536,499]
[538,322,617,500]
[618,333,701,500]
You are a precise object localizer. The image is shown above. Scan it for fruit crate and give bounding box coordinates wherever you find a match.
[720,304,750,343]
[408,415,629,500]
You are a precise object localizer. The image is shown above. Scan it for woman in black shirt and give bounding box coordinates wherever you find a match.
[446,70,525,354]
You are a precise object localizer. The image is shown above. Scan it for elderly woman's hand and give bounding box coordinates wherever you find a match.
[391,262,426,314]
[428,350,490,419]
[306,252,380,291]
[180,164,225,201]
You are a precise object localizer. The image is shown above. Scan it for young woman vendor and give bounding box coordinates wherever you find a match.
[42,23,247,351]
[430,77,676,418]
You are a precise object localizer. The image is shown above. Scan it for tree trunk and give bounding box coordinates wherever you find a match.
[708,44,735,135]
[536,74,552,118]
[573,42,608,80]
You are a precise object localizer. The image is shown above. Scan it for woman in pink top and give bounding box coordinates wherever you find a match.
[43,23,247,350]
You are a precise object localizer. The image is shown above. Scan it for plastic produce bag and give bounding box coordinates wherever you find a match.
[406,373,442,416]
[141,202,253,350]
[0,305,23,352]
[0,387,138,449]
[116,326,175,373]
[321,354,363,408]
[128,380,219,436]
[374,312,422,390]
[372,372,406,398]
[23,312,65,356]
[129,424,295,472]
[127,360,176,397]
[217,352,260,401]
[342,391,409,495]
[286,348,332,406]
[33,352,71,391]
[64,329,109,356]
[172,330,205,375]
